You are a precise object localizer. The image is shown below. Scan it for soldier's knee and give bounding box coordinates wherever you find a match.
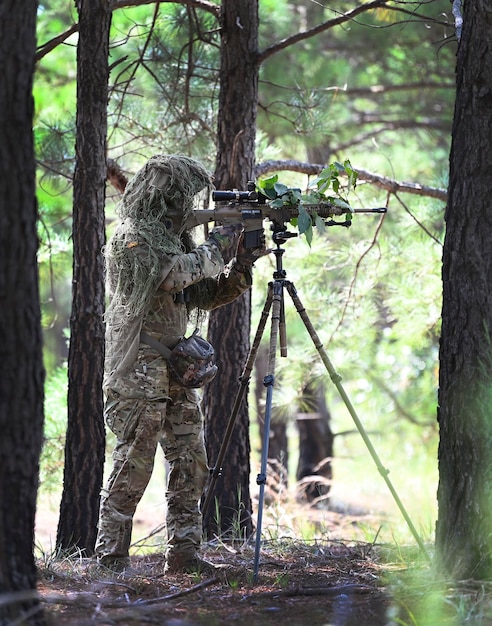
[167,449,207,494]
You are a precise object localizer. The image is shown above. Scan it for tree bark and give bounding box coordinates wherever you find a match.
[0,1,47,623]
[435,0,492,579]
[296,381,333,505]
[203,292,254,537]
[56,0,111,555]
[202,0,259,539]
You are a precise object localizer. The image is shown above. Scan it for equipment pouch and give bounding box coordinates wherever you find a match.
[168,330,218,388]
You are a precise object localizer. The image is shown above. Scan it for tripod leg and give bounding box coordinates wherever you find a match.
[202,283,274,520]
[254,280,283,581]
[279,291,287,357]
[285,281,430,562]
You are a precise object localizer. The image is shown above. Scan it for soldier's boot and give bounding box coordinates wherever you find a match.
[165,552,217,575]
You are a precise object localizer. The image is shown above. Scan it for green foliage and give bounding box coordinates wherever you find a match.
[40,366,68,493]
[258,178,302,207]
[383,550,492,626]
[257,160,357,243]
[37,172,73,376]
[35,121,75,179]
[35,2,77,120]
[257,0,455,165]
[106,4,220,166]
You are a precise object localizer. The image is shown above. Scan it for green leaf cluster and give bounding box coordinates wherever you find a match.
[257,160,358,243]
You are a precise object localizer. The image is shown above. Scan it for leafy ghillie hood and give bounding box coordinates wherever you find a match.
[104,154,213,324]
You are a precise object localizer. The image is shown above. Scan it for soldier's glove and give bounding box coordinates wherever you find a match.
[208,223,243,253]
[234,231,271,272]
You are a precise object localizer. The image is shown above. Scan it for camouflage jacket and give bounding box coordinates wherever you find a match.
[104,238,252,394]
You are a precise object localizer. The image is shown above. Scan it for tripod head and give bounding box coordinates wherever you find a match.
[271,224,297,246]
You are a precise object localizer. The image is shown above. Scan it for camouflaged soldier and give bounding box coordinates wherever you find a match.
[95,155,267,573]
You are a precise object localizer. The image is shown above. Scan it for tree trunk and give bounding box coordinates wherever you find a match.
[56,0,111,555]
[435,0,492,579]
[296,381,333,506]
[0,2,46,623]
[203,293,253,537]
[202,0,259,539]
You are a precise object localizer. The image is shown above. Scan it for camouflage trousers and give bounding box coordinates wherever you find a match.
[95,355,208,564]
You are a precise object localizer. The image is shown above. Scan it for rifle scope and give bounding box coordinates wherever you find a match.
[212,190,258,202]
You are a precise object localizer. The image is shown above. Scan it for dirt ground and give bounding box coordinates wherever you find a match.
[36,534,397,626]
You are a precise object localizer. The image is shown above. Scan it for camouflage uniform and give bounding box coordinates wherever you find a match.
[95,239,252,568]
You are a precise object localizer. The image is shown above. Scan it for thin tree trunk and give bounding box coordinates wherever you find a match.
[203,0,259,539]
[203,292,253,537]
[56,0,111,555]
[296,381,333,506]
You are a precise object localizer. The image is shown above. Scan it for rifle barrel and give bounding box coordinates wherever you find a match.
[352,207,387,213]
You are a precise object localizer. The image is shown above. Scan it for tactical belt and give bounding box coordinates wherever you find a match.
[140,331,172,359]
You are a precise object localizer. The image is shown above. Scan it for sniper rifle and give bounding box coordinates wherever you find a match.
[186,181,387,248]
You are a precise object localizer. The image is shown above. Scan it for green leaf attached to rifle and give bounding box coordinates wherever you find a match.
[257,174,279,200]
[257,159,357,244]
[297,204,312,236]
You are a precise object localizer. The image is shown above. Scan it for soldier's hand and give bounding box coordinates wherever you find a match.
[208,223,243,253]
[234,231,271,271]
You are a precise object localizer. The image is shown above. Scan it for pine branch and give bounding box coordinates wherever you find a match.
[111,0,220,15]
[36,23,78,62]
[255,160,447,202]
[35,0,220,62]
[336,82,455,96]
[107,158,129,193]
[258,0,392,64]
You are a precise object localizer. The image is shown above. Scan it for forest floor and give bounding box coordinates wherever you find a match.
[36,540,392,626]
[34,464,491,626]
[34,504,439,626]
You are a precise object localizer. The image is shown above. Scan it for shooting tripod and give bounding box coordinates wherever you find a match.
[202,224,429,582]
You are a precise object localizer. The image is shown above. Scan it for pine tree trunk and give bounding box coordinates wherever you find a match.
[435,0,492,579]
[202,0,259,539]
[203,292,253,537]
[56,0,111,555]
[296,381,333,505]
[0,2,46,623]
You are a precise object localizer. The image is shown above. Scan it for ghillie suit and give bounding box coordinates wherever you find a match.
[103,154,221,392]
[96,154,253,571]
